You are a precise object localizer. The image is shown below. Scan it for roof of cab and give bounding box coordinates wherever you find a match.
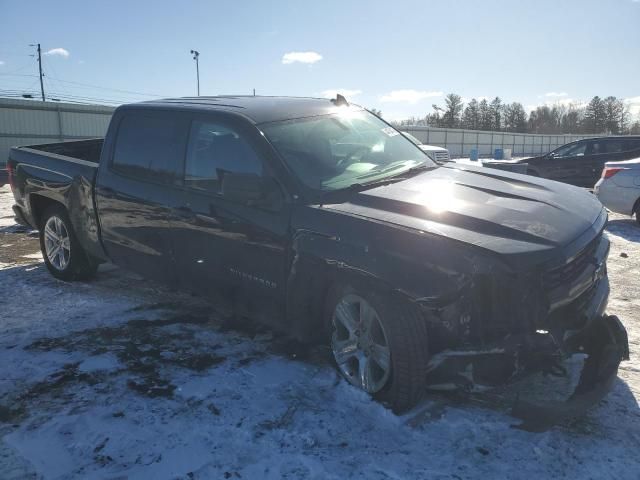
[135,95,362,125]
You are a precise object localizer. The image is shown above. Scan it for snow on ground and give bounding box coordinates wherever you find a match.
[0,184,639,479]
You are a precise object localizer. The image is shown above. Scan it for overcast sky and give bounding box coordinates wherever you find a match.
[1,0,639,120]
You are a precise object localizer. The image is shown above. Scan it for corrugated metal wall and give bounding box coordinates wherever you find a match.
[0,98,605,164]
[0,98,115,166]
[400,126,597,158]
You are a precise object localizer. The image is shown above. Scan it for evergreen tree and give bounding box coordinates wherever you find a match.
[462,98,480,129]
[442,93,464,128]
[582,96,606,133]
[504,102,527,132]
[479,99,492,130]
[489,97,503,130]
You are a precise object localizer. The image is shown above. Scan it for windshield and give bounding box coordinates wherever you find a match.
[261,109,436,191]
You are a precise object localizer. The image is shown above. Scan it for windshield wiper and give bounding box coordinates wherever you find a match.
[320,162,437,203]
[391,162,438,177]
[355,161,436,181]
[320,176,409,203]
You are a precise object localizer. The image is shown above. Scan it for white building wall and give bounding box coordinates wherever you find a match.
[400,125,598,158]
[0,98,114,166]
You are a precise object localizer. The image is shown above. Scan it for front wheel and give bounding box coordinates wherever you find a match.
[328,285,429,413]
[39,205,98,281]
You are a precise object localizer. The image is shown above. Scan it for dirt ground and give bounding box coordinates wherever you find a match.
[1,185,639,479]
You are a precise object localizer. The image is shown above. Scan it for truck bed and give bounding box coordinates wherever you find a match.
[8,138,107,261]
[25,138,104,164]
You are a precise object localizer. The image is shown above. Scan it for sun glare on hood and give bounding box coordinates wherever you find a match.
[414,180,462,214]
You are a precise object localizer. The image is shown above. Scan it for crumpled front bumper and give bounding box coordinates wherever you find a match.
[424,274,629,431]
[511,313,629,432]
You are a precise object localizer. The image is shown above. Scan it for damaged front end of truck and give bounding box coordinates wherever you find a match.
[418,216,629,431]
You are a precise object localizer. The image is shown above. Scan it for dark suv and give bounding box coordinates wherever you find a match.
[516,136,640,187]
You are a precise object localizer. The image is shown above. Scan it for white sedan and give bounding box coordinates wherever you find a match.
[595,158,640,225]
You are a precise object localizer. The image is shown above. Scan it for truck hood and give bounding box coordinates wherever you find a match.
[605,157,640,168]
[418,145,448,153]
[325,164,604,262]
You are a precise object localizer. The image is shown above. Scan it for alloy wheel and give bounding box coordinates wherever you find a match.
[44,216,71,271]
[331,294,391,393]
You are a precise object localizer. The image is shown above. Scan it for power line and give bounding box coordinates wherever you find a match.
[44,76,165,98]
[0,88,131,106]
[0,73,165,98]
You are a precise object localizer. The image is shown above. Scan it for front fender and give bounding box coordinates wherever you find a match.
[286,206,501,347]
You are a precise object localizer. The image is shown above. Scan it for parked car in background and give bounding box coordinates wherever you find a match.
[514,136,640,188]
[400,131,451,164]
[595,158,640,224]
[7,96,628,419]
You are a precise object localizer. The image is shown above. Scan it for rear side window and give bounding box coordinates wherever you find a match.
[184,120,263,193]
[606,140,625,153]
[624,139,640,151]
[112,113,188,183]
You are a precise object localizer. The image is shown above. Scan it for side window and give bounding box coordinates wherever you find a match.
[623,139,640,151]
[552,143,575,157]
[555,141,586,158]
[586,140,606,155]
[184,120,264,193]
[606,140,625,153]
[112,113,187,183]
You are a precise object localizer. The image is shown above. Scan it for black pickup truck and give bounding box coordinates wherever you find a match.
[7,96,628,423]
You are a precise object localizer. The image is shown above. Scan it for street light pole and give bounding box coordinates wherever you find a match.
[190,50,200,96]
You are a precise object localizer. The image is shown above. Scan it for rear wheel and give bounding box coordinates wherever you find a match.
[328,283,429,413]
[39,205,98,281]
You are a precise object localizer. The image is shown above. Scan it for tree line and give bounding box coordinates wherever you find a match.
[391,94,640,135]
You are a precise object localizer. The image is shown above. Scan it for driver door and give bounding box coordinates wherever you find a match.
[167,114,291,325]
[547,140,589,186]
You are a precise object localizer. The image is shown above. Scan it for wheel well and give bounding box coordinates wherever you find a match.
[29,195,66,228]
[633,196,640,216]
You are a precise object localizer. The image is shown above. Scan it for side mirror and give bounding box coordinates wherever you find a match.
[221,173,283,209]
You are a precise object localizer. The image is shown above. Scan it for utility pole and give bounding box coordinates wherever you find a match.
[190,50,200,96]
[30,43,45,101]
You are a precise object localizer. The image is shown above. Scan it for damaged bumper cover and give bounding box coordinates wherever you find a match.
[511,313,629,432]
[424,275,629,431]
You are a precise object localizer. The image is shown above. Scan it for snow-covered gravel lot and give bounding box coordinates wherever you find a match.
[1,184,639,479]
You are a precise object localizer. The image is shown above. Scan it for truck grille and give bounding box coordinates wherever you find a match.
[543,234,601,292]
[434,151,450,163]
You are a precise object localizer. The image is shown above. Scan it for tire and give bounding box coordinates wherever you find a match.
[39,204,98,281]
[326,281,429,413]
